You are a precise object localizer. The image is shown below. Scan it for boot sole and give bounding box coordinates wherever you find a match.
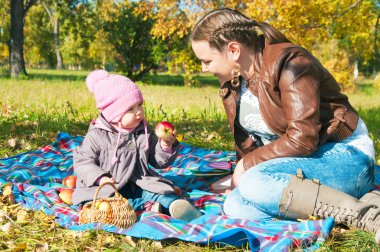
[169,199,201,221]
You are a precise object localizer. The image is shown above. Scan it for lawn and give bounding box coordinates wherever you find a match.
[0,69,379,251]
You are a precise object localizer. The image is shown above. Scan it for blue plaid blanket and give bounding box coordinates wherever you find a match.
[0,132,334,251]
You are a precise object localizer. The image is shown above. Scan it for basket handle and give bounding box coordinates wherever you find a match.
[91,181,120,207]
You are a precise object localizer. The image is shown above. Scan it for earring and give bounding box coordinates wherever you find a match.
[231,69,240,88]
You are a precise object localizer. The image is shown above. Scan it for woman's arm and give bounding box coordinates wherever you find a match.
[243,52,321,170]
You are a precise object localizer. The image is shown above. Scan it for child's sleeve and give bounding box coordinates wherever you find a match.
[74,130,110,186]
[148,131,180,169]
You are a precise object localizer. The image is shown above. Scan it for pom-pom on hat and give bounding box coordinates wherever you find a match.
[86,70,143,123]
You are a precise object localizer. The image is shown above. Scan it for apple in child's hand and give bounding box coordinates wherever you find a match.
[58,188,74,205]
[155,121,174,140]
[62,175,77,189]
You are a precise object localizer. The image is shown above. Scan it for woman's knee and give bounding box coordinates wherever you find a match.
[223,190,241,217]
[223,188,273,220]
[238,165,290,206]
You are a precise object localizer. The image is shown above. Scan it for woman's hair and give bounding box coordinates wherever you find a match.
[191,8,290,51]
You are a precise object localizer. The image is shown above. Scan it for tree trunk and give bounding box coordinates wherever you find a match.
[9,0,27,77]
[42,1,63,70]
[54,17,63,69]
[374,13,379,74]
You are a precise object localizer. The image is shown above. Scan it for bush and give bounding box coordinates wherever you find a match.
[312,40,355,93]
[0,67,9,78]
[323,53,355,93]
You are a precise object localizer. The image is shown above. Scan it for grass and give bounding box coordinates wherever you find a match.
[0,69,380,251]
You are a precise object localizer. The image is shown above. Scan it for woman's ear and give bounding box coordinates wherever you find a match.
[227,42,241,60]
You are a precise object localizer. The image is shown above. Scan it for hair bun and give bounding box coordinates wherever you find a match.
[86,70,109,92]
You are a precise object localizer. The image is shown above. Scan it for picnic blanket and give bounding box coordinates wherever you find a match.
[0,132,334,251]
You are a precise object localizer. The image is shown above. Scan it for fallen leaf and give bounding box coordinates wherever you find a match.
[2,183,13,196]
[34,242,49,252]
[152,241,163,249]
[14,242,27,251]
[2,105,11,117]
[5,195,16,204]
[16,209,29,222]
[125,236,136,247]
[0,222,13,233]
[7,138,17,148]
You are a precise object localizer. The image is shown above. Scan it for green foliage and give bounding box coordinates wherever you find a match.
[59,2,98,69]
[2,0,378,84]
[24,5,55,68]
[323,55,355,93]
[312,40,356,92]
[0,0,10,65]
[99,1,160,80]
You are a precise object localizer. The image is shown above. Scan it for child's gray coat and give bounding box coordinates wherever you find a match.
[72,115,178,205]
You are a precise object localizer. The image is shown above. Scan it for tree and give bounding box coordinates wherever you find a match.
[99,0,159,80]
[244,0,377,87]
[41,1,63,69]
[135,0,203,84]
[0,1,10,67]
[139,0,377,88]
[24,4,55,68]
[9,0,37,77]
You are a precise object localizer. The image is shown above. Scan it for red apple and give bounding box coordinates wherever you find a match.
[59,188,74,205]
[155,121,174,139]
[62,175,77,189]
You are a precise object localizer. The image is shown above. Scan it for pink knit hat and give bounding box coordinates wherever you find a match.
[86,70,143,123]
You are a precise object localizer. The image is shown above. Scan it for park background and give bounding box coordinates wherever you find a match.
[0,0,380,251]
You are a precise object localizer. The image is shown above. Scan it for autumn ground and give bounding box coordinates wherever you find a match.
[0,69,379,251]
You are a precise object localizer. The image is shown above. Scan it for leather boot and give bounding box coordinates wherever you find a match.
[279,169,380,243]
[360,190,380,207]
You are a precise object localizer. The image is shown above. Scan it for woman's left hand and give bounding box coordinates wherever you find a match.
[231,159,246,189]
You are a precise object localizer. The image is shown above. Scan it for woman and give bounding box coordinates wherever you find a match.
[190,8,379,241]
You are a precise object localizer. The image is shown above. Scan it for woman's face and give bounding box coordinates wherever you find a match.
[191,40,236,84]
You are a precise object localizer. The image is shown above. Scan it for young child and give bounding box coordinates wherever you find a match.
[72,70,201,222]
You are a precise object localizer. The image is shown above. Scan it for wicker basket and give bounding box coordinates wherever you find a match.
[78,182,137,228]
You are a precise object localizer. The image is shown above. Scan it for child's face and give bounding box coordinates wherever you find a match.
[119,101,144,129]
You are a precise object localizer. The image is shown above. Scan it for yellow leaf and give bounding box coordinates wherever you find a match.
[16,209,29,222]
[176,134,183,142]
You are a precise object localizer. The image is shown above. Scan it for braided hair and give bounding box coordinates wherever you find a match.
[191,8,289,52]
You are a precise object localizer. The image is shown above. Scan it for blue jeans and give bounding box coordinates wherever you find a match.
[224,142,375,221]
[120,183,178,212]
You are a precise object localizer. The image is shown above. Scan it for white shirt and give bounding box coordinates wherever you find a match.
[238,83,278,145]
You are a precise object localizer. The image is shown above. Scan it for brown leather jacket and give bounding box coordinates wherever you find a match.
[219,42,358,170]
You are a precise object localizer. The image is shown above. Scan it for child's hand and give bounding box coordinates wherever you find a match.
[160,130,176,152]
[99,176,115,185]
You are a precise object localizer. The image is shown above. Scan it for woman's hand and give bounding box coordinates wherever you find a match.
[231,159,246,189]
[173,186,182,196]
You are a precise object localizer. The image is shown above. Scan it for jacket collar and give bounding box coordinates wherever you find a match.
[91,114,144,134]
